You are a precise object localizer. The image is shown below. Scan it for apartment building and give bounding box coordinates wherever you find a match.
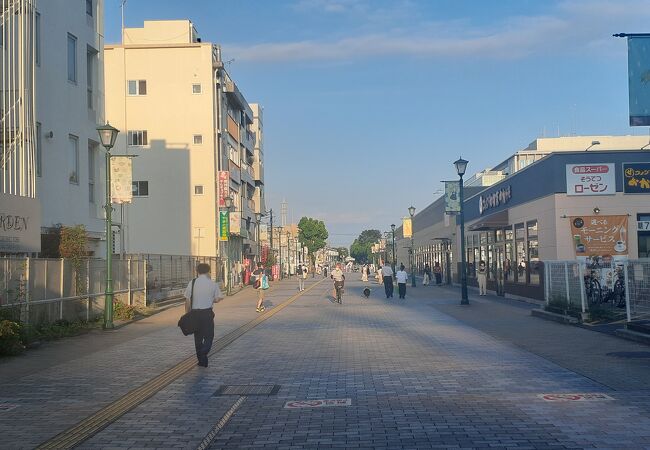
[104,20,264,269]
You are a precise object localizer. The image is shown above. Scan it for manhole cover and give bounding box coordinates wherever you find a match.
[606,351,650,359]
[214,385,280,396]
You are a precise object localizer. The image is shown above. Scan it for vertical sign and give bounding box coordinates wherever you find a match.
[219,211,229,241]
[110,156,133,204]
[218,171,229,207]
[444,181,460,214]
[402,218,412,238]
[229,211,241,234]
[627,36,650,126]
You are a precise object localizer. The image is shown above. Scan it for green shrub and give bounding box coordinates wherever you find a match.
[0,319,25,355]
[113,301,137,321]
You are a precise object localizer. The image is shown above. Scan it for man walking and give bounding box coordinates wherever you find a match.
[396,264,408,299]
[252,262,267,312]
[381,262,394,298]
[298,264,307,291]
[184,263,223,368]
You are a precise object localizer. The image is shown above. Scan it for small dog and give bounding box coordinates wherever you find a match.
[363,287,371,298]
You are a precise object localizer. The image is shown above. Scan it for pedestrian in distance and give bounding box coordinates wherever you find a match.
[381,262,394,298]
[183,263,223,368]
[433,261,443,285]
[477,260,487,295]
[361,264,368,282]
[323,266,328,278]
[252,262,268,312]
[298,264,308,291]
[396,264,408,299]
[423,263,431,286]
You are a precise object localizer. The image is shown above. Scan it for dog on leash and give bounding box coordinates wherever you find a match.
[363,287,371,298]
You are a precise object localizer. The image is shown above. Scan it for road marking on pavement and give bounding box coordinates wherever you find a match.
[36,279,325,450]
[196,395,246,450]
[284,398,352,409]
[538,393,615,402]
[0,403,19,412]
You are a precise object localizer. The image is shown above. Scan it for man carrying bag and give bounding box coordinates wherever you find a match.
[179,263,223,367]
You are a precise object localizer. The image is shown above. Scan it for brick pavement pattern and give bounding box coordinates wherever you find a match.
[3,275,650,449]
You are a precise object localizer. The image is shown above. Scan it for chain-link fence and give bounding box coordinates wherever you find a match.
[544,259,650,323]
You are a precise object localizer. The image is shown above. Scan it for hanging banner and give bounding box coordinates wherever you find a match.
[110,156,133,204]
[623,162,650,193]
[402,217,412,238]
[219,211,229,241]
[444,181,460,214]
[565,164,615,196]
[627,36,650,126]
[569,215,629,257]
[218,171,229,207]
[229,211,241,235]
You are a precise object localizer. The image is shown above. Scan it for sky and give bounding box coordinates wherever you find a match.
[105,0,650,247]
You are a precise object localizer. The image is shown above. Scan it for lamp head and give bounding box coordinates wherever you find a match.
[454,157,469,177]
[224,196,233,209]
[255,212,262,222]
[97,122,119,150]
[408,205,416,217]
[391,223,396,232]
[593,207,601,214]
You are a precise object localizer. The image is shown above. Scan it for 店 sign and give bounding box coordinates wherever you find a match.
[570,215,629,257]
[219,211,229,241]
[623,162,650,194]
[566,164,615,196]
[218,171,229,207]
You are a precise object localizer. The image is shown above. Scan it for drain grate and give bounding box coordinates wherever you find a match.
[214,385,280,396]
[606,351,650,359]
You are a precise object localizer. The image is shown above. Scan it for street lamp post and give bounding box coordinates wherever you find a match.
[224,195,234,295]
[454,157,469,305]
[408,206,416,287]
[390,224,396,274]
[255,212,262,267]
[97,123,119,330]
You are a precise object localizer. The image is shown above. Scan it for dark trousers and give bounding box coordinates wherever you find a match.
[193,308,215,365]
[398,283,406,298]
[435,273,442,284]
[383,276,394,298]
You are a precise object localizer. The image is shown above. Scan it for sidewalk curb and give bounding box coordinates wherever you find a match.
[531,308,580,324]
[615,328,650,346]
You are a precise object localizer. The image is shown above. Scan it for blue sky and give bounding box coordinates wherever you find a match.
[105,0,650,247]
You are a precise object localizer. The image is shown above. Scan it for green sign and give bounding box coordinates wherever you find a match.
[219,211,229,241]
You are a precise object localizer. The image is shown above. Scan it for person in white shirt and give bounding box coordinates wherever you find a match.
[381,262,394,298]
[396,264,408,299]
[184,263,224,367]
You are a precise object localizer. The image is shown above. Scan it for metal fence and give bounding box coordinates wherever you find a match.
[544,259,650,322]
[0,254,222,325]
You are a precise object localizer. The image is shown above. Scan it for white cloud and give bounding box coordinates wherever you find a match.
[227,0,650,63]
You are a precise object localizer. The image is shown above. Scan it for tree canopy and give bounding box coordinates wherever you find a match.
[337,247,349,260]
[350,229,382,264]
[298,217,328,260]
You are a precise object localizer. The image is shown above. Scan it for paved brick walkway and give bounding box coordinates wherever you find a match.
[3,275,650,449]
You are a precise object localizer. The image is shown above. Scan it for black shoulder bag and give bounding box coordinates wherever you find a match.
[178,278,198,336]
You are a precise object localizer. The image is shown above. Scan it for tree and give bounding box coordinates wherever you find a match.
[337,247,349,261]
[350,229,382,264]
[298,217,328,262]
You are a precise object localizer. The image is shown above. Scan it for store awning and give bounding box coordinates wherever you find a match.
[468,210,509,231]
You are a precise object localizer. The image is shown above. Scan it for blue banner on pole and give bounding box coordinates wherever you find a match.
[628,36,650,126]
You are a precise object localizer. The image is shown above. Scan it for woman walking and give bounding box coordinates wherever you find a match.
[423,263,431,286]
[396,264,408,299]
[477,260,487,295]
[361,264,368,282]
[433,262,442,285]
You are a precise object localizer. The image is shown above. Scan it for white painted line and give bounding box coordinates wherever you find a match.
[538,393,615,402]
[284,398,352,409]
[0,403,19,412]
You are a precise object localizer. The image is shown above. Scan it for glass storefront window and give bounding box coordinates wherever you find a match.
[504,241,514,281]
[505,228,513,241]
[527,220,538,238]
[480,233,487,245]
[488,231,495,244]
[496,229,504,242]
[516,240,526,283]
[515,223,525,240]
[528,239,539,285]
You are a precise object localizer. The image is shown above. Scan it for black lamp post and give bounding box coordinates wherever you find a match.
[454,157,469,305]
[390,223,396,273]
[97,122,119,330]
[255,212,262,266]
[408,205,416,287]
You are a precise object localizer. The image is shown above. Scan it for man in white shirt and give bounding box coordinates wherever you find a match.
[184,263,223,367]
[381,262,394,298]
[396,264,408,299]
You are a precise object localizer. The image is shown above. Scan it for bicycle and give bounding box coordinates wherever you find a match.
[334,280,344,304]
[584,268,602,305]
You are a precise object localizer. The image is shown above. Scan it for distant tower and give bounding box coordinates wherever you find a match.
[281,199,288,227]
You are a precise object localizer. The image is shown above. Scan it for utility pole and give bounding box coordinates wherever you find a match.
[269,209,274,280]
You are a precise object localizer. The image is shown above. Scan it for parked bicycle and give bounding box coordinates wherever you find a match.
[601,266,626,308]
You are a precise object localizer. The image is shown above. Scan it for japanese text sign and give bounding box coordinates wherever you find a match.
[218,171,229,207]
[569,215,628,257]
[402,218,412,238]
[566,164,615,196]
[219,211,229,241]
[623,162,650,194]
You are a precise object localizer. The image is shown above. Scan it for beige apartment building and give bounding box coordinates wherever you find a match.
[104,20,264,270]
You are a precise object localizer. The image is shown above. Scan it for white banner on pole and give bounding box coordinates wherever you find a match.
[111,156,133,204]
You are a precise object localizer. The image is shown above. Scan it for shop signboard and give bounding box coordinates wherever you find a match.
[479,185,512,215]
[402,217,412,238]
[623,162,650,193]
[565,164,616,196]
[444,181,460,214]
[110,156,133,204]
[627,36,650,126]
[218,171,229,207]
[0,193,41,253]
[569,215,629,257]
[219,211,229,241]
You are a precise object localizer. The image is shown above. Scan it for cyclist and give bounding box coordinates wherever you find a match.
[330,262,346,304]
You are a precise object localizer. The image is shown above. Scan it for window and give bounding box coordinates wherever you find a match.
[192,83,202,94]
[86,0,93,16]
[86,48,97,109]
[36,122,42,177]
[193,134,203,145]
[528,239,540,285]
[194,185,204,195]
[68,135,79,184]
[127,130,148,146]
[88,143,96,203]
[35,13,41,65]
[127,80,147,95]
[67,34,77,82]
[132,181,149,197]
[527,220,538,238]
